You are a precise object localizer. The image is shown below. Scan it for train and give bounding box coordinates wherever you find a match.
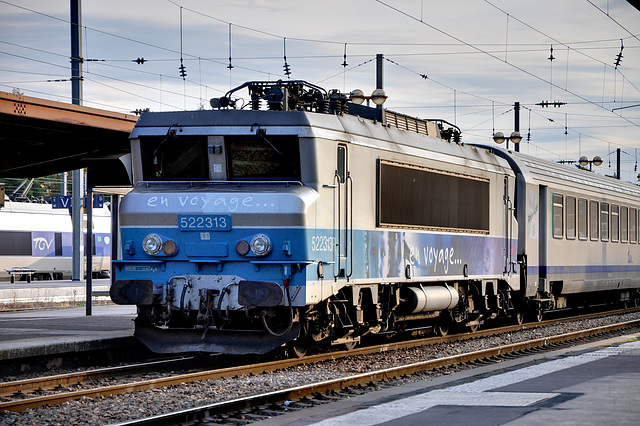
[110,79,640,356]
[0,195,112,282]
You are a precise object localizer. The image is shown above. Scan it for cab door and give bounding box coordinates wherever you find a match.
[333,144,352,281]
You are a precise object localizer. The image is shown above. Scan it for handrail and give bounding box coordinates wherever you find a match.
[346,172,353,279]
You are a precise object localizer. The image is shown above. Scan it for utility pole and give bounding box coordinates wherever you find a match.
[70,0,83,283]
[71,0,92,316]
[514,102,520,152]
[376,54,384,109]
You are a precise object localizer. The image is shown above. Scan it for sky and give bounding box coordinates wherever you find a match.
[1,0,639,182]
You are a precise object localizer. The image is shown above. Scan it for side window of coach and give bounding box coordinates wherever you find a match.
[590,201,599,241]
[566,196,576,240]
[631,208,638,244]
[552,193,564,239]
[601,202,610,242]
[578,198,588,241]
[611,205,619,243]
[620,206,628,243]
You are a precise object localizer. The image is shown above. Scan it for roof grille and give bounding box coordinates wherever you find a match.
[385,110,438,138]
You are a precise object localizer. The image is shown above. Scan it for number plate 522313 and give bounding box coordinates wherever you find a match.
[178,214,231,231]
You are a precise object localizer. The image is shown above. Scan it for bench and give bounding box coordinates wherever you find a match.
[4,267,37,284]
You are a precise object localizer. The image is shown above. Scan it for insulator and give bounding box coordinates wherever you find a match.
[316,99,329,114]
[328,90,342,115]
[328,99,339,115]
[339,97,349,115]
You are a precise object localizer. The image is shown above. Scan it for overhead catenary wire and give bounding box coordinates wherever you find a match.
[1,0,638,172]
[375,0,640,131]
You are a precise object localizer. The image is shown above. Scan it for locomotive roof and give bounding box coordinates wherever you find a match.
[131,81,512,182]
[131,107,513,179]
[133,80,459,141]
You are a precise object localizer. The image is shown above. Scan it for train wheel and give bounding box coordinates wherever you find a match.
[435,319,451,336]
[467,323,480,333]
[340,341,358,351]
[514,310,525,325]
[287,339,308,358]
[287,325,309,358]
[535,309,544,322]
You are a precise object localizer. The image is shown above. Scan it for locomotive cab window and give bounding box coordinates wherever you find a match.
[552,193,563,239]
[226,136,300,180]
[336,145,347,183]
[140,135,209,180]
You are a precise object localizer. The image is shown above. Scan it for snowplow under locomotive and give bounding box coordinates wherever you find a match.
[110,80,640,355]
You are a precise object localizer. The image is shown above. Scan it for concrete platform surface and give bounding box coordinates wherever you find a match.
[0,303,137,360]
[255,333,640,426]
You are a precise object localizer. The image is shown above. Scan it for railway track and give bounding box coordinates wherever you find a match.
[113,317,640,426]
[1,308,638,416]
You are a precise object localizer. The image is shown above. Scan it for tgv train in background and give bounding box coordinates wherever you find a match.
[109,79,640,356]
[0,194,111,282]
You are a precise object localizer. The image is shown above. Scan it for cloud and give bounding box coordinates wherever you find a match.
[1,0,638,180]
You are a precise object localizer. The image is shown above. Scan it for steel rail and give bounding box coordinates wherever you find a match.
[112,318,640,426]
[1,308,638,413]
[0,356,198,397]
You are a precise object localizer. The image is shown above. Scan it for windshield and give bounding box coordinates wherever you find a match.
[139,134,300,181]
[226,135,300,180]
[140,136,208,180]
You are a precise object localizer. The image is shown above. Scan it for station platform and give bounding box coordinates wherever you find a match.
[0,278,113,311]
[258,333,640,426]
[0,279,137,361]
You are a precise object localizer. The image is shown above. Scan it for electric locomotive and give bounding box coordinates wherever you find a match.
[110,79,639,356]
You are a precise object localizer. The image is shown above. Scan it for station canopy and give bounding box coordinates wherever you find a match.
[0,91,137,188]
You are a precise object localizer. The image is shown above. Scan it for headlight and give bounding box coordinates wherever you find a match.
[250,234,271,256]
[142,234,163,255]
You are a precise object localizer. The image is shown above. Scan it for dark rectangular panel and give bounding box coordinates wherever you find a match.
[55,232,63,256]
[0,231,32,255]
[379,162,489,232]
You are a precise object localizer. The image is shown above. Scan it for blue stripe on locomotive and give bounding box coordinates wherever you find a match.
[118,226,515,286]
[334,230,515,279]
